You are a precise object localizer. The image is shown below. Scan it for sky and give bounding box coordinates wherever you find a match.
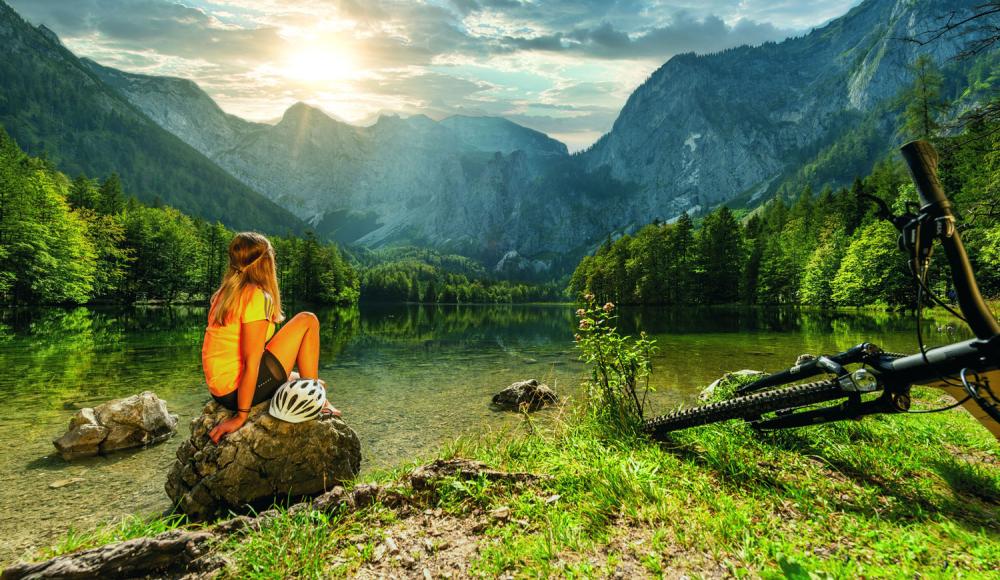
[10,0,863,151]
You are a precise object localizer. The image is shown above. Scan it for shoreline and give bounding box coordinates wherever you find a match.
[7,377,998,578]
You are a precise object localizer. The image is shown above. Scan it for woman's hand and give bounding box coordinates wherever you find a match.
[209,414,247,444]
[211,319,269,445]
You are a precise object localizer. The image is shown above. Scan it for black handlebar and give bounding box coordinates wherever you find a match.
[736,343,880,395]
[899,141,951,214]
[899,141,999,340]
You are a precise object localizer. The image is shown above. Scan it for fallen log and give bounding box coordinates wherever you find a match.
[1,530,213,580]
[410,458,550,491]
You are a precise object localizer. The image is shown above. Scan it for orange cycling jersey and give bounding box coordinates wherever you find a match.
[202,285,277,397]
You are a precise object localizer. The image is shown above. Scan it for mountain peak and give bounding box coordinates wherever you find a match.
[440,115,568,156]
[279,102,357,129]
[36,24,61,46]
[284,101,321,116]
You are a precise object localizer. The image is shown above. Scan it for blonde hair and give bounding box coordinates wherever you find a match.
[209,232,285,326]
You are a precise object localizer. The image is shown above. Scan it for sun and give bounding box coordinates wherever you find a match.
[282,43,358,83]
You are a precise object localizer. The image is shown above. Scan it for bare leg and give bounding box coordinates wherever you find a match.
[265,312,341,416]
[266,312,319,378]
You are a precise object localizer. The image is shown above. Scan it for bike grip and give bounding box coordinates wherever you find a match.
[900,140,951,212]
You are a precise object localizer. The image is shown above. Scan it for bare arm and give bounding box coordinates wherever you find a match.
[210,319,270,443]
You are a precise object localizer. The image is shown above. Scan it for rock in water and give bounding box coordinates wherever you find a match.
[491,379,557,412]
[698,370,766,402]
[52,392,178,460]
[166,401,362,520]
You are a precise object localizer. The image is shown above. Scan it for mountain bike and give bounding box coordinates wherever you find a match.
[644,141,1000,441]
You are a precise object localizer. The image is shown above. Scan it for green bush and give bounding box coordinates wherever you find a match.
[574,294,656,433]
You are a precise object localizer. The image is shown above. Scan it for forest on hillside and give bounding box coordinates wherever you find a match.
[356,246,565,304]
[0,127,562,307]
[0,128,359,306]
[571,56,1000,309]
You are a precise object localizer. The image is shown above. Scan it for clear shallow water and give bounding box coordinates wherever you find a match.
[0,304,968,562]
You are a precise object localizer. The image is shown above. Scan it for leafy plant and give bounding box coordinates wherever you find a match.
[574,294,656,433]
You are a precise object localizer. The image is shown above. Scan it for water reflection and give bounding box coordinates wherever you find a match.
[0,303,963,562]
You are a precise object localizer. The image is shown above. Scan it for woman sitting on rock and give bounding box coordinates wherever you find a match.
[202,231,340,444]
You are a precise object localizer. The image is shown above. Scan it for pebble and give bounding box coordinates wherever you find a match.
[490,506,511,520]
[385,536,399,554]
[49,477,84,489]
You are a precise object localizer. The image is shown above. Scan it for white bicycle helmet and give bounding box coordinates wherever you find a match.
[269,379,327,423]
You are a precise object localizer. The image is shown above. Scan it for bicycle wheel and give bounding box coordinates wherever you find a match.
[644,379,845,439]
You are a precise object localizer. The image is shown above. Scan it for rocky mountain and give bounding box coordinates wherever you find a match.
[582,0,982,217]
[33,0,996,273]
[0,0,305,235]
[85,58,572,266]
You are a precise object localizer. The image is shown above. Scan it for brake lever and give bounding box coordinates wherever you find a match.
[858,193,891,221]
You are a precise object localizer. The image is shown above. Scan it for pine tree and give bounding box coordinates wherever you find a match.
[67,175,98,210]
[899,55,949,140]
[98,173,126,215]
[694,207,743,304]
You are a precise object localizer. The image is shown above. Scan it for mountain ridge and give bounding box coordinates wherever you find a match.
[10,0,995,275]
[0,0,306,235]
[580,0,981,217]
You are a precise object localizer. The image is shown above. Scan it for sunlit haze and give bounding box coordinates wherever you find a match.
[11,0,863,150]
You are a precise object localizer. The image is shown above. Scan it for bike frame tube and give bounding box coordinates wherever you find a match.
[922,372,1000,439]
[900,141,1000,340]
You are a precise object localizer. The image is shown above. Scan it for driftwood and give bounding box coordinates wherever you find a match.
[0,530,213,580]
[3,459,544,579]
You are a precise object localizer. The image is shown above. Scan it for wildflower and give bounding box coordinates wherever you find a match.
[579,319,591,330]
[603,302,614,312]
[583,293,595,302]
[574,334,582,341]
[576,308,586,317]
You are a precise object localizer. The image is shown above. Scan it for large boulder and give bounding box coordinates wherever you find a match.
[166,401,362,520]
[53,391,178,460]
[491,379,558,412]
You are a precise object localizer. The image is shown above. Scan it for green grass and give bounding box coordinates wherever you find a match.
[444,383,999,577]
[28,377,1000,578]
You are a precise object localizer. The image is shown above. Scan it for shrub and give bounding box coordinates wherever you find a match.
[574,294,657,433]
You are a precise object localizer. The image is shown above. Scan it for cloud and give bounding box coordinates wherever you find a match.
[6,0,861,148]
[495,13,790,59]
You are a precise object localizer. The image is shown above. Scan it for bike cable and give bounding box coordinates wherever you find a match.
[960,368,1000,423]
[910,216,969,322]
[913,221,965,388]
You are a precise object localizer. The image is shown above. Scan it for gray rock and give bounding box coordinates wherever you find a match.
[491,379,557,412]
[699,370,766,402]
[166,401,362,520]
[795,354,817,366]
[52,392,177,460]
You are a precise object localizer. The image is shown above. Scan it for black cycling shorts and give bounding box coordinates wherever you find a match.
[212,349,288,411]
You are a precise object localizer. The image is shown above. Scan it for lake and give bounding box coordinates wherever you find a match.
[0,303,969,562]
